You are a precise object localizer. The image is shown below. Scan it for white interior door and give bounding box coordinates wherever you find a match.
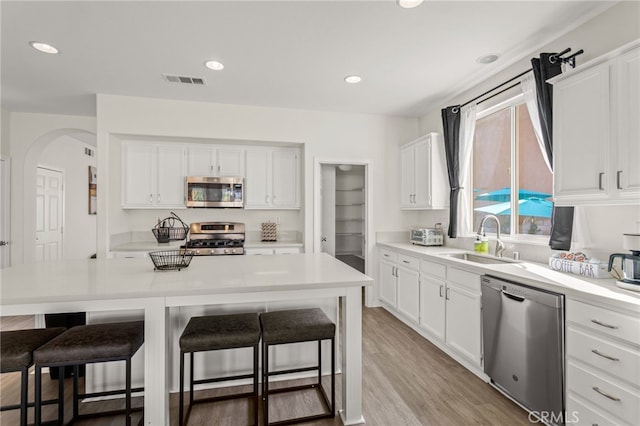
[0,158,10,268]
[320,165,336,256]
[35,167,64,262]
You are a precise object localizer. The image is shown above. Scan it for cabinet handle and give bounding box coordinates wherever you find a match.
[265,195,269,204]
[617,170,623,190]
[445,288,450,300]
[402,260,410,264]
[439,285,443,298]
[157,193,161,202]
[591,319,618,329]
[598,172,604,191]
[210,165,214,173]
[149,193,153,202]
[218,164,221,173]
[592,386,620,402]
[591,349,620,362]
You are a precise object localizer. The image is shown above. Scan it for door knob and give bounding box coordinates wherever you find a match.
[321,237,327,242]
[0,241,8,246]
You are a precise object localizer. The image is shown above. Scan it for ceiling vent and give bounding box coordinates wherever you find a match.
[162,74,206,86]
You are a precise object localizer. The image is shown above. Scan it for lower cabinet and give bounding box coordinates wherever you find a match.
[444,280,482,366]
[396,255,420,323]
[419,275,445,340]
[379,258,397,307]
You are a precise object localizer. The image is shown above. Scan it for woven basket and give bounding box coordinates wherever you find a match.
[261,222,278,242]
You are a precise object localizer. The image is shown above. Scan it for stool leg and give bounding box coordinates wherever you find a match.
[331,337,335,416]
[317,340,322,387]
[58,367,64,425]
[179,351,184,426]
[264,342,269,426]
[189,352,194,407]
[73,364,79,420]
[20,367,28,426]
[253,344,259,426]
[34,365,41,426]
[126,357,132,426]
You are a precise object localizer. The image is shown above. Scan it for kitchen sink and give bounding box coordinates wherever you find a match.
[443,252,520,265]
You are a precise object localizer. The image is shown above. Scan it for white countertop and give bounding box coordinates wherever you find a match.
[378,242,640,312]
[1,253,372,306]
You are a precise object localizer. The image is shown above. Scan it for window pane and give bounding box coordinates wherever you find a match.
[473,108,511,235]
[516,104,552,236]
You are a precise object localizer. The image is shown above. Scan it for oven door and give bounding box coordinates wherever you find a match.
[186,177,243,208]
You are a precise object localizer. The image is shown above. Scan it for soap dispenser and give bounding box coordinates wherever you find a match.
[474,234,489,254]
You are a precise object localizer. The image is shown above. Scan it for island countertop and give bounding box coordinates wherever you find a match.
[1,253,373,306]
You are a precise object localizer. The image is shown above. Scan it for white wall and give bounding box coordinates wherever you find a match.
[415,1,640,259]
[39,135,97,260]
[96,94,419,257]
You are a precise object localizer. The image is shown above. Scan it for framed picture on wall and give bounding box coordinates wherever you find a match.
[88,166,97,214]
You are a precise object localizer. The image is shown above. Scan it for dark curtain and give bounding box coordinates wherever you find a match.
[531,53,562,170]
[441,106,461,238]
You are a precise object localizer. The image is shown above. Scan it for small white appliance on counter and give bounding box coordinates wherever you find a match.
[609,233,640,292]
[410,224,444,246]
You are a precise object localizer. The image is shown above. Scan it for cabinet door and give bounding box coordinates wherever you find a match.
[400,145,415,208]
[419,275,445,340]
[244,149,270,209]
[616,47,640,199]
[413,140,431,208]
[396,266,419,323]
[379,260,397,308]
[553,64,611,201]
[271,149,300,208]
[187,146,215,176]
[445,282,481,366]
[156,145,186,207]
[217,148,245,177]
[122,142,155,207]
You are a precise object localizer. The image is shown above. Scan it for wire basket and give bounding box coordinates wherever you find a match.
[149,250,194,271]
[152,212,189,243]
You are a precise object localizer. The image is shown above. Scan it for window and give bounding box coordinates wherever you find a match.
[472,95,552,237]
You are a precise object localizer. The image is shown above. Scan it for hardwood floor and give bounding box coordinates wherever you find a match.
[0,308,529,425]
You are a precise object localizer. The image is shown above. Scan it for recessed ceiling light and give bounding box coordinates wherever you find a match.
[477,54,500,64]
[29,41,59,54]
[397,0,424,9]
[205,60,224,71]
[344,75,362,84]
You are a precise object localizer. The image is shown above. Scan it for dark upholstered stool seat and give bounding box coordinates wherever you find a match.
[260,308,335,345]
[33,321,145,426]
[1,328,66,372]
[179,312,261,426]
[180,313,260,352]
[260,308,336,425]
[0,328,66,426]
[34,321,144,365]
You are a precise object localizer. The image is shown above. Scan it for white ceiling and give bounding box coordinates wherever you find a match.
[1,1,613,118]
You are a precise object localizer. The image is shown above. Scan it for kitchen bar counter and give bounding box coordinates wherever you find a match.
[1,253,373,425]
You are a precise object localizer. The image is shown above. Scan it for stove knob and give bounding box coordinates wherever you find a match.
[223,248,229,254]
[195,249,200,255]
[210,249,215,255]
[231,248,236,254]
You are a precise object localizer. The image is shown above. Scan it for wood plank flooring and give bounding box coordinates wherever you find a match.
[0,307,529,425]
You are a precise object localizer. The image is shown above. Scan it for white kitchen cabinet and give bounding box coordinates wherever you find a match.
[565,298,640,425]
[186,145,245,177]
[400,133,448,209]
[379,259,397,308]
[396,254,420,324]
[244,147,300,209]
[444,280,482,366]
[419,274,445,340]
[551,42,640,205]
[121,141,186,209]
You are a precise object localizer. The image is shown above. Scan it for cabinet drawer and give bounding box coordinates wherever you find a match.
[566,393,623,426]
[447,267,480,292]
[567,360,640,425]
[567,326,640,387]
[420,259,446,280]
[567,299,640,346]
[379,248,397,262]
[396,254,419,270]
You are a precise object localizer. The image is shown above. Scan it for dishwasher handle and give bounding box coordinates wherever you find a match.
[502,290,525,302]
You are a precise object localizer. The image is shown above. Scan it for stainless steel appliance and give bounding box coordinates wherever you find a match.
[609,233,640,291]
[481,276,565,425]
[186,176,243,208]
[409,225,443,246]
[183,222,245,255]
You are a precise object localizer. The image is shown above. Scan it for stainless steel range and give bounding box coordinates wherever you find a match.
[184,222,245,256]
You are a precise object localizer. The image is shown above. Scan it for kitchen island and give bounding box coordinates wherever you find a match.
[0,253,373,426]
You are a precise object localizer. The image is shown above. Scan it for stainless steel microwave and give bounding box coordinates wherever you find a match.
[186,176,243,208]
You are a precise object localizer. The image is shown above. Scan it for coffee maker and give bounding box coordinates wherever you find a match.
[609,233,640,292]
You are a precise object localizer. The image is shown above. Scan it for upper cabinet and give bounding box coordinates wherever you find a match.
[400,132,449,209]
[121,141,187,209]
[551,41,640,205]
[244,147,301,209]
[186,145,245,177]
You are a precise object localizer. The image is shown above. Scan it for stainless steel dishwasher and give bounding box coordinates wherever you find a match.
[481,275,565,426]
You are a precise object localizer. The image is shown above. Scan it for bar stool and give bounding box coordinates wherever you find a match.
[259,308,336,425]
[33,320,145,426]
[179,312,261,426]
[0,328,66,426]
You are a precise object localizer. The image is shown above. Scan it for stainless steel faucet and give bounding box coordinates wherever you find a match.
[477,214,507,257]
